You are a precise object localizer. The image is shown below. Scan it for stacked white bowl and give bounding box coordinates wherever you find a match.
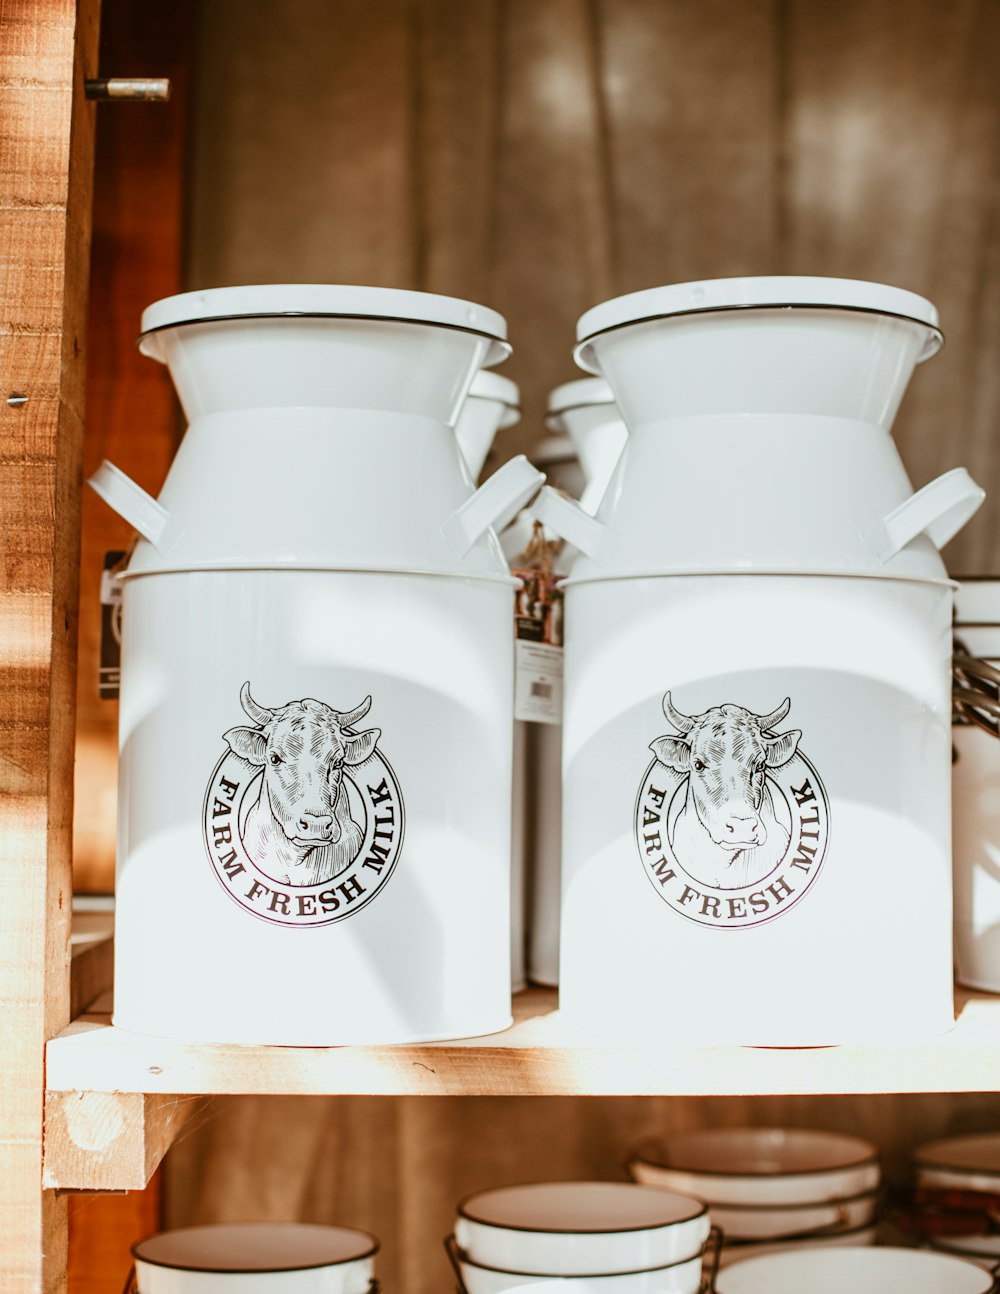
[628,1128,880,1268]
[913,1132,1000,1269]
[449,1182,712,1294]
[714,1246,995,1294]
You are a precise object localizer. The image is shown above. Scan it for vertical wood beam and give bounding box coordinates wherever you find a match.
[0,1,99,1290]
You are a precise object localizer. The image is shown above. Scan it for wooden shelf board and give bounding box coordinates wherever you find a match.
[45,984,1000,1100]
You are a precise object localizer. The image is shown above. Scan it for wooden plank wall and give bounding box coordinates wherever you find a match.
[148,5,1000,1294]
[0,0,99,1290]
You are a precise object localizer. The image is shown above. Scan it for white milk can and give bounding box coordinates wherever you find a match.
[534,276,984,1044]
[952,579,1000,991]
[90,284,544,1045]
[525,381,626,987]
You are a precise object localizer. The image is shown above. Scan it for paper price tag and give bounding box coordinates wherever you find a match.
[99,550,126,700]
[512,564,564,724]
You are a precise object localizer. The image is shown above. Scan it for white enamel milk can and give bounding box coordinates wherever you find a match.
[534,276,984,1044]
[90,284,544,1045]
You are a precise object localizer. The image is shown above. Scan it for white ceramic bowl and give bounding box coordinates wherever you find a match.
[628,1129,879,1206]
[454,1250,703,1294]
[931,1234,1000,1271]
[715,1246,994,1294]
[717,1223,878,1269]
[709,1188,879,1240]
[133,1223,378,1294]
[454,1182,710,1275]
[913,1133,1000,1192]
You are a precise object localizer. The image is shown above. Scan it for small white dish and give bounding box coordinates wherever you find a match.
[628,1128,879,1206]
[715,1245,994,1294]
[453,1250,704,1294]
[913,1133,1000,1192]
[709,1188,879,1240]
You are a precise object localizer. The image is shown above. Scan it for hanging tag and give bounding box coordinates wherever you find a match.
[99,551,126,699]
[512,565,564,724]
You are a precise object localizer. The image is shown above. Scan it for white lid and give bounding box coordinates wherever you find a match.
[468,370,521,431]
[457,1182,705,1233]
[913,1132,1000,1175]
[532,433,577,466]
[546,378,615,418]
[139,284,510,366]
[133,1223,378,1273]
[953,578,1000,623]
[576,276,942,364]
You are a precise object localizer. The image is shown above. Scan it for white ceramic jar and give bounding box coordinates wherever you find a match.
[535,276,983,1044]
[91,285,545,1045]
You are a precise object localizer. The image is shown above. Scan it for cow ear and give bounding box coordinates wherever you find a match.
[764,728,801,768]
[650,735,691,772]
[344,727,380,766]
[224,725,267,766]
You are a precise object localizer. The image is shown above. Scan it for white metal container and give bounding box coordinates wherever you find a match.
[546,379,627,516]
[454,1253,703,1294]
[952,580,1000,991]
[132,1223,377,1294]
[533,276,981,1045]
[92,285,546,1045]
[457,370,521,480]
[454,1182,710,1275]
[556,572,955,1044]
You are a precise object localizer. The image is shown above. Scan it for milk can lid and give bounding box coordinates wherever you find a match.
[576,276,942,361]
[469,370,521,422]
[953,576,1000,624]
[139,284,510,365]
[132,1223,379,1273]
[546,377,615,417]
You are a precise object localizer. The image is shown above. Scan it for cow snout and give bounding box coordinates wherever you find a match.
[296,811,334,841]
[723,813,766,847]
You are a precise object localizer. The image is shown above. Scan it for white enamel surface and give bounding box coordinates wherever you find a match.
[559,414,967,585]
[113,570,514,1045]
[576,276,939,344]
[913,1134,1000,1192]
[628,1129,879,1205]
[134,1224,375,1294]
[559,574,954,1045]
[114,409,519,581]
[455,1183,709,1275]
[953,726,1000,991]
[456,372,521,480]
[704,1191,878,1240]
[715,1246,992,1294]
[955,579,1000,623]
[456,1256,702,1294]
[547,378,615,415]
[932,1235,1000,1270]
[717,1226,878,1269]
[954,626,1000,657]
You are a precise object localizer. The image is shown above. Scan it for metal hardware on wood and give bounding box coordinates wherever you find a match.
[85,78,171,102]
[7,393,29,407]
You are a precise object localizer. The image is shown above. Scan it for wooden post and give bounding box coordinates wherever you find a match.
[0,1,99,1290]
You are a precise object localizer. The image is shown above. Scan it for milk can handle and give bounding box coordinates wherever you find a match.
[442,455,545,557]
[530,485,620,565]
[88,460,181,554]
[862,467,985,562]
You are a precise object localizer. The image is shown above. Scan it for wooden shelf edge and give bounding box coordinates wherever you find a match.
[44,985,1000,1104]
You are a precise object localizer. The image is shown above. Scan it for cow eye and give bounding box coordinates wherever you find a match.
[693,758,706,773]
[268,751,283,766]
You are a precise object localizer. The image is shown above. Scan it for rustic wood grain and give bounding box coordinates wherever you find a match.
[0,0,100,1289]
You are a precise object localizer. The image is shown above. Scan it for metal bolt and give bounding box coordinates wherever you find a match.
[7,393,28,407]
[85,78,171,102]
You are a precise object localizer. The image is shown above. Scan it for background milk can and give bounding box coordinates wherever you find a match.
[952,579,1000,992]
[89,284,544,1045]
[455,371,526,990]
[534,276,984,1044]
[526,380,626,987]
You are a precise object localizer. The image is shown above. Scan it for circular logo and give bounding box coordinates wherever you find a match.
[202,683,404,927]
[634,691,829,929]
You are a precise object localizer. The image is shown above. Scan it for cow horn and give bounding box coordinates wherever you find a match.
[758,697,791,730]
[336,696,372,727]
[662,691,695,733]
[240,681,273,727]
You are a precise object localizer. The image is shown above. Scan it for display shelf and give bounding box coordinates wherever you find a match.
[47,931,1000,1101]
